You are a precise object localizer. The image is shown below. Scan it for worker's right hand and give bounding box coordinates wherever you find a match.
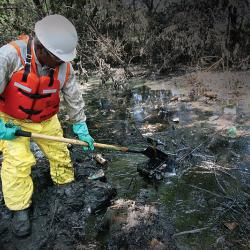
[72,122,95,152]
[0,119,20,140]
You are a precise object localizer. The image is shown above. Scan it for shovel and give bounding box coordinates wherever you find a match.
[15,130,168,160]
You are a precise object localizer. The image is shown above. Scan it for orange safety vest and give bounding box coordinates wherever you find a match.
[0,35,70,122]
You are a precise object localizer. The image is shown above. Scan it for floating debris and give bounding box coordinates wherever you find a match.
[94,153,108,166]
[172,117,180,123]
[88,169,105,180]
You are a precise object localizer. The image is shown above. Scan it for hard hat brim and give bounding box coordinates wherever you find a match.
[53,48,77,62]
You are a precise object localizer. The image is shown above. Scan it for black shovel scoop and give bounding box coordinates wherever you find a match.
[15,130,168,160]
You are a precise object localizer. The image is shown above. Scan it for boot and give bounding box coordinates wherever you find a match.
[12,208,31,237]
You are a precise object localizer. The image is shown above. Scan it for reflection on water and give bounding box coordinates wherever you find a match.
[223,106,237,116]
[130,86,172,125]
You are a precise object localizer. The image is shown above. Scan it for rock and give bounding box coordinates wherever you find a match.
[98,199,177,249]
[84,181,117,213]
[88,169,105,180]
[207,135,229,152]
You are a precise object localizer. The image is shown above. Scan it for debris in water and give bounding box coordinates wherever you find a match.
[224,222,238,231]
[146,137,166,147]
[94,153,108,166]
[228,126,237,138]
[172,117,180,123]
[88,169,105,180]
[170,96,179,102]
[209,115,219,121]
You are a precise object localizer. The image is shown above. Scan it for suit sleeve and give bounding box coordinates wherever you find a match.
[61,63,87,123]
[0,44,20,94]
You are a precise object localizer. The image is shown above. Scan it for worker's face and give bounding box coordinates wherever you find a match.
[43,48,64,68]
[36,44,64,68]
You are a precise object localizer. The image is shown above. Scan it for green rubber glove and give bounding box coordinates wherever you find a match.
[72,122,94,152]
[0,119,20,140]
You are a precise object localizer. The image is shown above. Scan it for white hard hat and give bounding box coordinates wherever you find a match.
[35,14,78,62]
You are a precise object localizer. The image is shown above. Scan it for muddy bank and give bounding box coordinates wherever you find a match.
[0,144,117,249]
[0,130,177,249]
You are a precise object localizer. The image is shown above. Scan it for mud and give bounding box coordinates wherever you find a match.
[0,145,116,249]
[0,69,249,249]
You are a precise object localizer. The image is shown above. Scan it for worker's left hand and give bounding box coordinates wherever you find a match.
[72,122,94,152]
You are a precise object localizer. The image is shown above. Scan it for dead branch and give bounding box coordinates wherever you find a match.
[87,23,133,78]
[189,184,233,200]
[204,57,224,72]
[173,227,209,237]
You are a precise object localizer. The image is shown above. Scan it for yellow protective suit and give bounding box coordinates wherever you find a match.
[0,112,74,211]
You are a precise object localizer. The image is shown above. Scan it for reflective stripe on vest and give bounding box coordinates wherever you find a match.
[14,82,32,92]
[43,89,57,94]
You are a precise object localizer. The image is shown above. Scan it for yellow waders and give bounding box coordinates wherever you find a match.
[0,113,74,211]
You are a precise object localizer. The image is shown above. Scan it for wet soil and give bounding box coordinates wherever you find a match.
[0,145,117,249]
[0,69,249,249]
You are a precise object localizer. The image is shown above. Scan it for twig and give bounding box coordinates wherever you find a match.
[217,168,237,180]
[204,57,223,72]
[130,123,147,143]
[127,176,136,190]
[173,227,209,237]
[176,147,190,152]
[177,140,208,162]
[189,184,233,200]
[177,127,225,162]
[213,169,227,194]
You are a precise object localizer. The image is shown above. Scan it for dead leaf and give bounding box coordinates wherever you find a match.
[224,222,238,231]
[94,123,102,128]
[170,96,178,102]
[204,91,217,99]
[149,238,166,250]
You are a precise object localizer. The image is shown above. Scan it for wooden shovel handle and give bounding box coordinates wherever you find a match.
[15,130,129,152]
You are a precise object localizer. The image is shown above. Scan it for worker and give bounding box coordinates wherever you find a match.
[0,14,94,237]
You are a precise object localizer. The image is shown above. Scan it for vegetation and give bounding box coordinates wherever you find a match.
[1,0,250,74]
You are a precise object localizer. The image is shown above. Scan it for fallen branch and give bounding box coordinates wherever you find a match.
[173,227,209,237]
[204,57,223,72]
[189,184,233,200]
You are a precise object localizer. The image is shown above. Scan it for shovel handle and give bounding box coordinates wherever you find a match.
[15,130,129,152]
